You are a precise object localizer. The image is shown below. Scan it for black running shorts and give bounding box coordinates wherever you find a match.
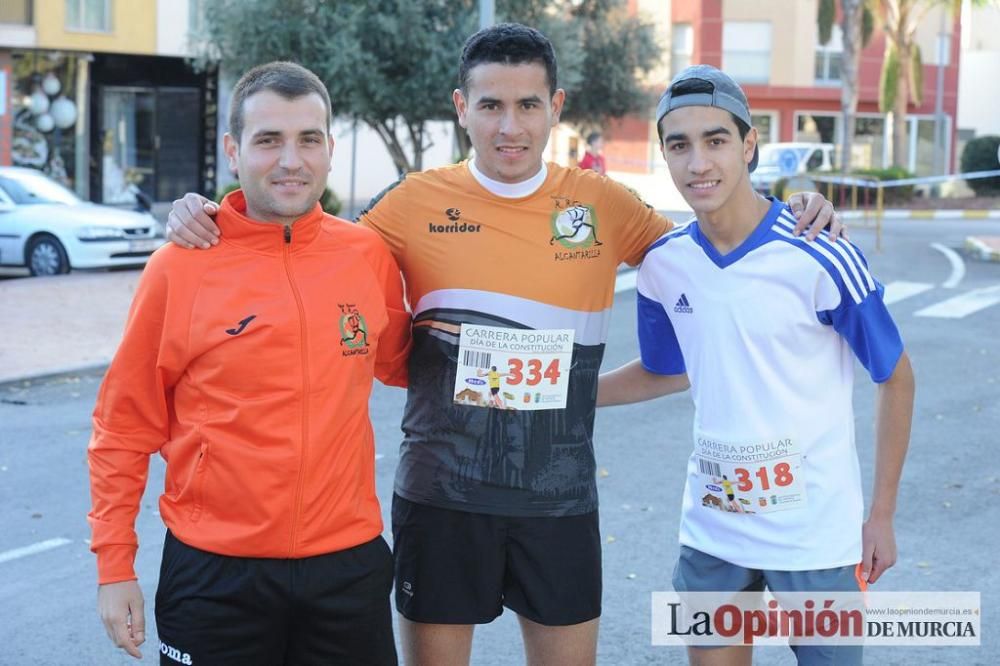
[391,494,601,626]
[154,531,397,665]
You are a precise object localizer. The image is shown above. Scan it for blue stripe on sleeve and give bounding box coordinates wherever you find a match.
[772,234,854,308]
[819,280,903,382]
[637,291,686,375]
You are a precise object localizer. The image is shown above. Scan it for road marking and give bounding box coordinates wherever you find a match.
[915,284,1000,319]
[615,270,638,294]
[0,537,72,564]
[883,281,934,305]
[930,243,965,289]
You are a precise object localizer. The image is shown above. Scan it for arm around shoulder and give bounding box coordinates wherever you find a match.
[597,358,689,407]
[361,232,411,388]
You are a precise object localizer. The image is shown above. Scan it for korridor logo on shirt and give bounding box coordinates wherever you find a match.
[428,207,481,233]
[339,304,370,356]
[160,641,193,664]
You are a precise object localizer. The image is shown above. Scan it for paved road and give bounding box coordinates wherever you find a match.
[1,218,997,664]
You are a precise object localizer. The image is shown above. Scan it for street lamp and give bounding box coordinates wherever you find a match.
[480,0,494,29]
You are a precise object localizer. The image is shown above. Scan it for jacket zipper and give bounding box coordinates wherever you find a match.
[283,223,311,556]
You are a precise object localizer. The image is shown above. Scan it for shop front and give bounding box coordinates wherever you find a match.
[5,49,216,205]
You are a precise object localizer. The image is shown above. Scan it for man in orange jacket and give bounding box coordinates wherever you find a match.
[88,62,410,665]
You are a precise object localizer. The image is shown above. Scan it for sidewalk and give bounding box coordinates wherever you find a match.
[0,271,141,385]
[966,236,1000,262]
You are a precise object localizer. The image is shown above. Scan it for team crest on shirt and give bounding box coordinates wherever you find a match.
[549,199,603,260]
[338,304,370,356]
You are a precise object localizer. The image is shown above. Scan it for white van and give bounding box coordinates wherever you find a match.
[751,142,836,195]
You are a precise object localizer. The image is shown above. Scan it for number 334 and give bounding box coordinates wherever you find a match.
[505,359,562,386]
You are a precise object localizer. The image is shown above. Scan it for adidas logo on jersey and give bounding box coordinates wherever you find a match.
[674,294,693,314]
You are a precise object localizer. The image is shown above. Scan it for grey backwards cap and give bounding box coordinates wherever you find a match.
[656,64,759,172]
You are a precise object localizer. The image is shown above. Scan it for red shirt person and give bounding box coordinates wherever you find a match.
[578,131,606,175]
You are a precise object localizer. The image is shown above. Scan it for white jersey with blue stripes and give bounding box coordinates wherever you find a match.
[637,198,903,571]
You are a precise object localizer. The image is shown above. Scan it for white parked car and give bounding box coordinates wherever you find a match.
[751,142,836,195]
[0,166,164,276]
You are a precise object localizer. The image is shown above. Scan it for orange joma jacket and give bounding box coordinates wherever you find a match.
[88,191,411,585]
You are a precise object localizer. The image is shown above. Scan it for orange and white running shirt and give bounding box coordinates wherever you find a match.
[361,161,670,516]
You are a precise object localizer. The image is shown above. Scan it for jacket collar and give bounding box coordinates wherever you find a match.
[217,189,324,253]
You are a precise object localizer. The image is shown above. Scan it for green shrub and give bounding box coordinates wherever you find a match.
[811,167,915,206]
[215,181,241,202]
[771,177,788,201]
[960,135,1000,196]
[852,166,915,205]
[215,181,343,216]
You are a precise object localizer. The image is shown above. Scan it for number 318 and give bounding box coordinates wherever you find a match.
[734,463,794,492]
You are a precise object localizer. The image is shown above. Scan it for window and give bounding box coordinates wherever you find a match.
[65,0,111,32]
[815,25,843,85]
[0,0,32,25]
[723,22,772,84]
[751,113,777,145]
[852,117,886,169]
[912,117,939,176]
[671,24,693,77]
[795,113,838,144]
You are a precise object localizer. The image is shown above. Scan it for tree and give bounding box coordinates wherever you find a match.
[817,0,876,173]
[870,0,992,168]
[195,0,660,175]
[823,1,992,170]
[197,0,473,175]
[490,0,661,137]
[875,0,929,168]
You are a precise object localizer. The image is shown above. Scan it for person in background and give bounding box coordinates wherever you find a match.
[578,131,606,175]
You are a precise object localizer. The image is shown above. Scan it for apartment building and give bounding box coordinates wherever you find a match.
[607,0,961,177]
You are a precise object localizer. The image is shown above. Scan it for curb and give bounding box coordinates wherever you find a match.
[965,236,1000,263]
[840,209,1000,221]
[0,362,109,391]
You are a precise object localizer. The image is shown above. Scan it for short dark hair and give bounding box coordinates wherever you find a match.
[656,78,750,144]
[586,132,602,146]
[459,23,558,96]
[228,61,332,142]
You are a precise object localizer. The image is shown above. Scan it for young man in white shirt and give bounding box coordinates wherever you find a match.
[598,65,915,666]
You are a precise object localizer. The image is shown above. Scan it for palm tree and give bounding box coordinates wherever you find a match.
[823,0,986,170]
[873,0,992,168]
[876,0,930,169]
[817,0,875,173]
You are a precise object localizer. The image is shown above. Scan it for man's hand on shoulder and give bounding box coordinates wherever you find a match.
[98,580,146,659]
[166,193,221,249]
[786,191,847,242]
